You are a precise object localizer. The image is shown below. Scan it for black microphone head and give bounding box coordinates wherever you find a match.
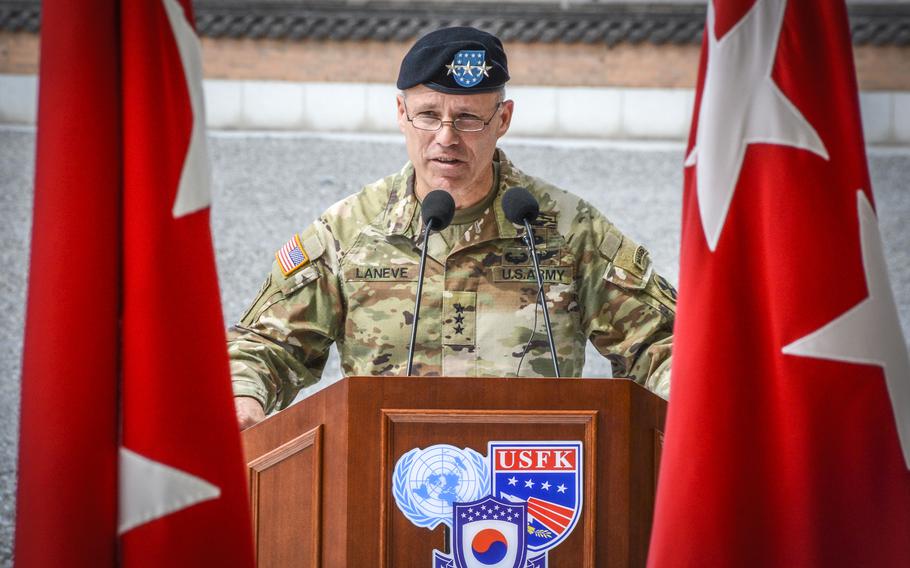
[421,189,456,230]
[502,187,540,225]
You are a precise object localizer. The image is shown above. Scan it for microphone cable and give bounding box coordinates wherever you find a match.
[515,276,543,377]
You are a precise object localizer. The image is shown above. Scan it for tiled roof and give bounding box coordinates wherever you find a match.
[0,1,36,33]
[1,1,909,46]
[184,1,710,45]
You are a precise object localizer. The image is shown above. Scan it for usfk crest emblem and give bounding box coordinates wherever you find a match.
[393,441,583,568]
[446,50,492,88]
[490,442,582,553]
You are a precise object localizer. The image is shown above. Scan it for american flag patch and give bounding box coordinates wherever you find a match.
[276,234,309,276]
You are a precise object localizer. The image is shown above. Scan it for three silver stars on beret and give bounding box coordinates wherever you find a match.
[446,60,493,78]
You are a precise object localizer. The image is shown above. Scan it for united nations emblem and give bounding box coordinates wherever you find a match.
[393,441,583,567]
[393,445,490,529]
[446,50,492,88]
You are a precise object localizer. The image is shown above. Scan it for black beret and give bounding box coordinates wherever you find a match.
[397,27,510,94]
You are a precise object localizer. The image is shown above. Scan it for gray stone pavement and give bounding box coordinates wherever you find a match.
[1,126,909,563]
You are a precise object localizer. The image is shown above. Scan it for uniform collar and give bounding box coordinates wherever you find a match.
[384,162,420,238]
[491,148,521,240]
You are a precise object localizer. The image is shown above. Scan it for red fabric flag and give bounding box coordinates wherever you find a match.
[15,1,120,564]
[16,1,255,566]
[649,0,910,566]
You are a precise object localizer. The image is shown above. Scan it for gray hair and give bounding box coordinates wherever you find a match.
[399,86,506,102]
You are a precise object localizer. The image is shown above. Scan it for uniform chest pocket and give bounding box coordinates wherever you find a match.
[342,257,418,322]
[474,277,581,377]
[484,244,578,343]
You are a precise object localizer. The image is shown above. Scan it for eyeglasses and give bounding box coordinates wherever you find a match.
[403,100,503,133]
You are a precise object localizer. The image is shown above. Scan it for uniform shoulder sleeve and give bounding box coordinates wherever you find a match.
[576,210,676,398]
[239,223,327,326]
[599,224,677,315]
[319,172,402,256]
[231,222,341,412]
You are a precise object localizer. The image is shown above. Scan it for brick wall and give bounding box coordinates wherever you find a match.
[3,31,910,90]
[0,31,37,75]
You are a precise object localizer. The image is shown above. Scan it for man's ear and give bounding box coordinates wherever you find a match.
[496,99,514,138]
[396,95,408,134]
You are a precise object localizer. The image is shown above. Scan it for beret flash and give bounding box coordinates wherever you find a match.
[397,27,510,94]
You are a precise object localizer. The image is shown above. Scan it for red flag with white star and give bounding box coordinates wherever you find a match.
[16,1,254,565]
[649,0,910,565]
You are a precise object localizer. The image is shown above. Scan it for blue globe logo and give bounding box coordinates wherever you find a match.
[413,469,461,505]
[393,445,490,528]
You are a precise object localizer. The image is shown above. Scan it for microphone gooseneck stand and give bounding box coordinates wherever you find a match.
[502,186,561,378]
[406,218,435,376]
[405,189,455,376]
[521,218,561,378]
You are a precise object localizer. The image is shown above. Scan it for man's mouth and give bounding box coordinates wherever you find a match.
[430,157,464,165]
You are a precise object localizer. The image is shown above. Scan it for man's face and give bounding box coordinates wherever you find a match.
[397,85,513,208]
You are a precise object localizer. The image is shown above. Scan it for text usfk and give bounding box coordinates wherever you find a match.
[495,448,578,470]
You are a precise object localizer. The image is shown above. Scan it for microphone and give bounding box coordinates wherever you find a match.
[502,187,561,378]
[421,188,456,230]
[406,190,455,375]
[502,186,540,225]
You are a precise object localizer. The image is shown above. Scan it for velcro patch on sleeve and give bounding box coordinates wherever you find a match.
[302,233,324,262]
[603,234,653,290]
[276,234,310,277]
[599,226,623,261]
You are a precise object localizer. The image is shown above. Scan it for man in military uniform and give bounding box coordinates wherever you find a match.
[230,27,676,428]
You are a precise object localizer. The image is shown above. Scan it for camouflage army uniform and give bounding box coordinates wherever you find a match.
[229,149,676,413]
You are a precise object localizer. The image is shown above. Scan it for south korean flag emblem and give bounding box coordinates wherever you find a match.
[453,496,527,568]
[446,50,492,88]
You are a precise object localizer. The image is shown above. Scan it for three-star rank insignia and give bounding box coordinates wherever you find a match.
[444,292,476,346]
[452,303,464,335]
[453,308,466,335]
[446,49,492,88]
[452,303,467,336]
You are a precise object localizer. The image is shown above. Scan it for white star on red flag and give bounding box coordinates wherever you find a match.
[118,448,221,534]
[783,191,910,468]
[685,0,828,251]
[162,0,212,218]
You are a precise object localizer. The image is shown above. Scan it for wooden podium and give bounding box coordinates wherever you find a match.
[241,376,667,567]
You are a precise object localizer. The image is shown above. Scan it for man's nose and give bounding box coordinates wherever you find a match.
[433,122,460,146]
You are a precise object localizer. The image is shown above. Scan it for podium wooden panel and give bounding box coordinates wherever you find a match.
[242,376,667,567]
